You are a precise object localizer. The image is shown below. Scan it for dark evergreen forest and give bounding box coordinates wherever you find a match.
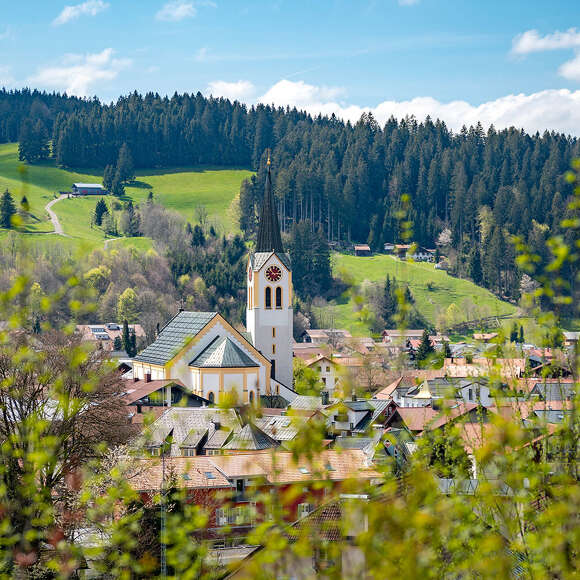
[2,88,579,308]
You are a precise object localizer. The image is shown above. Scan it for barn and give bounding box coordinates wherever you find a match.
[72,183,107,195]
[354,244,371,256]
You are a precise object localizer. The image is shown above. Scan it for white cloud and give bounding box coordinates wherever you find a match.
[156,0,215,22]
[30,48,131,97]
[512,28,580,55]
[53,0,109,26]
[254,79,580,135]
[259,79,345,109]
[559,52,580,81]
[206,80,255,101]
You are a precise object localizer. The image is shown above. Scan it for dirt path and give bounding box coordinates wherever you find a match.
[104,236,121,249]
[45,194,69,236]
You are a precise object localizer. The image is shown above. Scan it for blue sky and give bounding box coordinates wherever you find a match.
[2,0,580,133]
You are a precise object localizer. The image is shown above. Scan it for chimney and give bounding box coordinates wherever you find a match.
[351,390,357,402]
[145,372,151,383]
[321,391,329,405]
[133,375,138,383]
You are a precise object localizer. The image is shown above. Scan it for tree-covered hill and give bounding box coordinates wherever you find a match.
[3,88,579,311]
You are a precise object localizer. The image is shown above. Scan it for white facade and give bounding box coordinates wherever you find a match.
[246,252,294,388]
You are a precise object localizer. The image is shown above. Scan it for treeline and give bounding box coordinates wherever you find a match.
[5,88,579,305]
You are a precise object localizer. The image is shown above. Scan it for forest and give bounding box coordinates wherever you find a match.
[3,88,579,310]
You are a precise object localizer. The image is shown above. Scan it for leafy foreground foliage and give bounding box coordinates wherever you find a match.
[0,168,578,579]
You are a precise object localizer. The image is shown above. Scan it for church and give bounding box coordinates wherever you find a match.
[132,159,297,405]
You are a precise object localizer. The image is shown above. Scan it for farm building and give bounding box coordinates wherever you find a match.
[72,183,107,195]
[354,244,371,256]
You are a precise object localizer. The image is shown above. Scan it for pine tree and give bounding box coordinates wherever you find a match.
[18,118,49,163]
[0,190,16,229]
[94,198,108,226]
[129,329,137,358]
[117,143,135,183]
[103,164,115,191]
[111,168,125,197]
[113,336,122,351]
[122,320,131,355]
[192,224,205,246]
[468,246,483,285]
[416,329,435,364]
[519,325,525,344]
[510,323,518,343]
[442,340,452,358]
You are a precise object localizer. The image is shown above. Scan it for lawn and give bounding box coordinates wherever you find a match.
[0,143,252,247]
[330,253,518,335]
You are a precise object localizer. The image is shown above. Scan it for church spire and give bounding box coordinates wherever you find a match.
[255,152,284,254]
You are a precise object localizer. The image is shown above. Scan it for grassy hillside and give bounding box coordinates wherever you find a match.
[0,143,252,246]
[329,253,518,335]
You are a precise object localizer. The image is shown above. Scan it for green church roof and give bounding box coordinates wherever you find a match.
[190,335,258,368]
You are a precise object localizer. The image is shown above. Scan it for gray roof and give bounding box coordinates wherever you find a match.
[251,251,291,272]
[223,423,279,451]
[143,407,241,456]
[134,311,217,366]
[530,381,575,401]
[345,400,373,412]
[73,183,104,188]
[255,415,306,441]
[190,335,258,368]
[288,395,325,411]
[205,429,233,449]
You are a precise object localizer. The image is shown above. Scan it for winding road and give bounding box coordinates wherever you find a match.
[45,194,69,236]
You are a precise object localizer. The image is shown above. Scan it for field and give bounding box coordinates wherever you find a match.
[0,143,252,247]
[329,253,518,335]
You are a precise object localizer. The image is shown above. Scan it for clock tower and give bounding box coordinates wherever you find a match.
[246,157,294,389]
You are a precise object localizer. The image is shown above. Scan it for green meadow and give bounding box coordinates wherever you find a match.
[330,253,518,335]
[0,143,252,247]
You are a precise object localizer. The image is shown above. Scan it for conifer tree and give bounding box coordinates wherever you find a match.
[111,168,125,197]
[103,164,115,191]
[0,190,16,229]
[116,143,135,183]
[416,329,435,364]
[94,198,108,226]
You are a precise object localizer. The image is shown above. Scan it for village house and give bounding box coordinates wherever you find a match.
[75,322,146,352]
[129,450,380,542]
[354,244,371,256]
[71,182,107,195]
[300,328,353,346]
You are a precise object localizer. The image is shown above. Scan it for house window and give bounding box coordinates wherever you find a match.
[322,377,326,385]
[181,447,196,457]
[249,391,254,404]
[265,287,272,309]
[468,388,473,401]
[326,366,330,372]
[272,344,276,354]
[297,503,314,519]
[272,327,276,338]
[275,286,282,309]
[208,392,215,404]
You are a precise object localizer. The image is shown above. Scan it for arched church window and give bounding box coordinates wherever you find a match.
[275,286,282,309]
[265,287,272,309]
[249,391,254,404]
[208,392,215,404]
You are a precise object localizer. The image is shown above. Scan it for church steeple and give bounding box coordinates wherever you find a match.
[255,154,284,254]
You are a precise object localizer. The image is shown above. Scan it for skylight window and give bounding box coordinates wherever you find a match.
[205,471,216,479]
[298,467,310,474]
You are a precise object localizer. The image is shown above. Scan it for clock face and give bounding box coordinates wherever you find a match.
[265,265,282,282]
